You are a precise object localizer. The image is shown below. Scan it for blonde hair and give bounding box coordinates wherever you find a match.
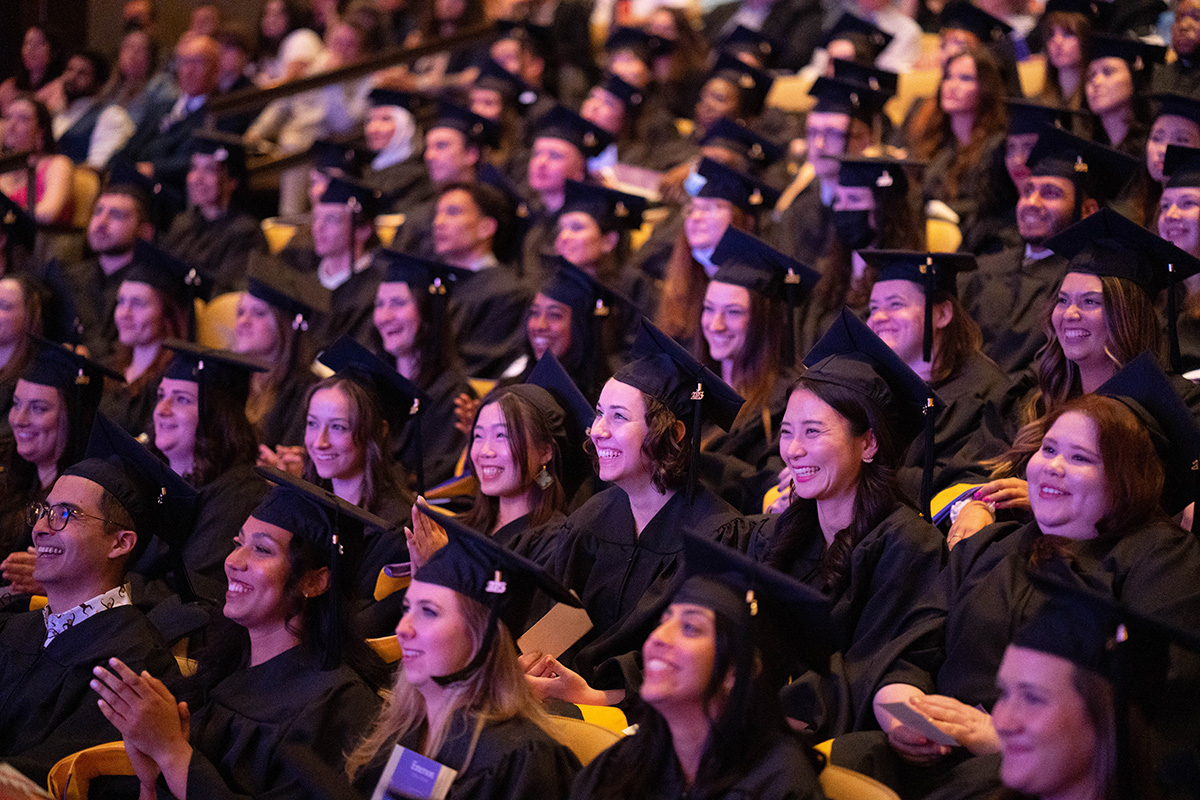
[345,590,551,779]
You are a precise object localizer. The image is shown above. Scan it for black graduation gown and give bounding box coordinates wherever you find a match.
[366,157,434,214]
[355,491,412,638]
[391,365,473,491]
[570,724,825,800]
[389,197,436,257]
[765,180,836,269]
[356,710,580,800]
[922,134,1018,256]
[0,604,179,784]
[751,502,946,737]
[305,261,385,353]
[447,265,531,379]
[492,509,566,561]
[961,248,1066,378]
[545,486,748,694]
[56,257,131,362]
[183,646,380,800]
[898,352,1011,504]
[255,367,317,449]
[98,362,168,439]
[161,207,267,297]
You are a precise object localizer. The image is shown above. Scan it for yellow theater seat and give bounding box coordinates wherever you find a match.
[47,742,133,800]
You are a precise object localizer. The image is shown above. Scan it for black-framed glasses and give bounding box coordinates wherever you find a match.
[26,501,119,532]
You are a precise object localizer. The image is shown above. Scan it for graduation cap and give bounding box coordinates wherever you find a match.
[375,249,467,293]
[720,25,778,66]
[532,105,614,159]
[858,249,978,362]
[0,189,36,250]
[192,132,246,179]
[808,75,888,125]
[1151,92,1200,127]
[1020,569,1200,800]
[162,339,268,408]
[560,179,647,231]
[803,309,945,517]
[595,73,644,109]
[613,318,745,500]
[538,255,632,395]
[679,531,833,679]
[1095,352,1200,515]
[821,12,895,56]
[245,251,332,332]
[317,174,382,218]
[831,58,899,99]
[126,239,212,311]
[494,19,553,60]
[22,334,124,465]
[698,116,785,169]
[710,227,819,299]
[603,26,673,61]
[1042,0,1098,17]
[254,464,395,668]
[939,0,1013,42]
[106,156,184,234]
[711,52,773,118]
[475,58,539,109]
[685,156,781,214]
[430,99,501,150]
[316,335,432,493]
[1163,143,1200,188]
[68,412,199,598]
[834,155,921,196]
[367,86,414,109]
[308,138,361,175]
[1024,124,1140,204]
[526,350,594,446]
[1088,33,1166,68]
[414,504,582,684]
[1044,207,1200,371]
[1005,99,1080,135]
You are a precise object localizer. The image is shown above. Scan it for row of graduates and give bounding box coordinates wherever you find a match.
[1,251,1199,800]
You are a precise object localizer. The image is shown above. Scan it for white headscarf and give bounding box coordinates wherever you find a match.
[370,105,417,171]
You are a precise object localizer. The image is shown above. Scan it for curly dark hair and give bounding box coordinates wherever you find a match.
[584,387,690,494]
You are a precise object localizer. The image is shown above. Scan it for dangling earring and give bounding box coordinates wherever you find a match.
[862,455,874,464]
[535,464,553,490]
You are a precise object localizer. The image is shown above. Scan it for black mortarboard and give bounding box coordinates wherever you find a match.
[318,174,382,217]
[1043,0,1098,17]
[533,105,614,158]
[316,335,431,492]
[560,179,647,231]
[603,26,673,61]
[254,465,393,667]
[1096,352,1200,514]
[106,156,183,233]
[126,238,212,306]
[821,12,895,54]
[475,58,539,109]
[614,318,745,499]
[1152,91,1200,126]
[939,0,1013,42]
[595,73,644,109]
[162,339,267,408]
[431,99,501,149]
[192,132,246,179]
[494,19,553,60]
[834,155,920,194]
[1024,124,1139,203]
[678,532,833,678]
[1044,208,1200,371]
[808,75,887,125]
[71,413,198,590]
[526,350,593,446]
[367,87,414,109]
[414,505,582,683]
[23,334,124,465]
[710,227,819,299]
[374,249,468,293]
[308,138,361,174]
[699,117,785,168]
[803,309,945,515]
[1164,143,1200,188]
[246,251,331,332]
[721,25,779,66]
[686,156,781,213]
[1088,33,1166,67]
[711,52,773,118]
[1005,99,1079,135]
[539,257,628,320]
[831,58,899,98]
[0,189,36,250]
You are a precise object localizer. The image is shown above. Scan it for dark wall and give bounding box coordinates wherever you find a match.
[1,0,90,82]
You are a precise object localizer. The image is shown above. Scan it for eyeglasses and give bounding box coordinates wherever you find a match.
[26,501,120,532]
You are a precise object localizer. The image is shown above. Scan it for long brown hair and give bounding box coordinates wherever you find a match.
[345,590,551,779]
[699,285,783,423]
[1024,274,1163,423]
[462,388,566,533]
[655,203,750,342]
[910,46,1009,201]
[1037,11,1093,110]
[931,292,985,386]
[244,301,303,430]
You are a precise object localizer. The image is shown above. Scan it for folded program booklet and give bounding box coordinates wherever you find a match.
[373,746,458,800]
[517,602,593,659]
[0,764,53,800]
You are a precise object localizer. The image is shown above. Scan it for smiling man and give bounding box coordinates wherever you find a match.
[0,419,191,784]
